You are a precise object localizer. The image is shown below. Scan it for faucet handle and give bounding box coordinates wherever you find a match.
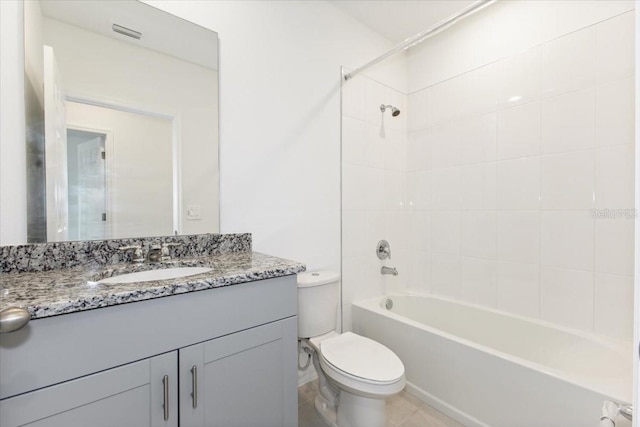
[376,240,391,260]
[161,242,182,261]
[119,245,144,263]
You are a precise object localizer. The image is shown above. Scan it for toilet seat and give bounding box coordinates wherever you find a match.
[318,332,405,398]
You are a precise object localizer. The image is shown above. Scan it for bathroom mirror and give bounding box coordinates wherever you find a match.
[23,0,219,242]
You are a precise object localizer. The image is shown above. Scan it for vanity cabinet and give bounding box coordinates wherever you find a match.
[179,319,297,427]
[0,276,298,427]
[0,352,178,427]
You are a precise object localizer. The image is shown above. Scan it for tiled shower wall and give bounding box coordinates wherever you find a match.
[341,72,408,330]
[342,1,635,341]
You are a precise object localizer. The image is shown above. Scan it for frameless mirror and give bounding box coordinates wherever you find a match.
[23,0,219,242]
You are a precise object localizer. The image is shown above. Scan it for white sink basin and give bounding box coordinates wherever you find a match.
[98,267,213,284]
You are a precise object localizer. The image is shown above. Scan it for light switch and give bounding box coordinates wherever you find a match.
[186,205,202,220]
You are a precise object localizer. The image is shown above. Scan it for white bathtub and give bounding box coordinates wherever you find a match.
[352,294,633,427]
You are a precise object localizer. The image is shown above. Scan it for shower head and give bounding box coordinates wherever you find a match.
[380,104,400,117]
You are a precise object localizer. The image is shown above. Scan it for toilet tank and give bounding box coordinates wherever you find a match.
[297,270,340,338]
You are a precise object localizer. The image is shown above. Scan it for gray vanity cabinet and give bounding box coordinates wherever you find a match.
[179,317,297,427]
[0,276,299,427]
[0,351,178,427]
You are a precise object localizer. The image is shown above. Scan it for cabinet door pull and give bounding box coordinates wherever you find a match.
[162,375,169,421]
[190,365,198,409]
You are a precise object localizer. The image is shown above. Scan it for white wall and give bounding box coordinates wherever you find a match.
[404,1,635,341]
[66,102,173,239]
[144,0,403,274]
[0,1,27,245]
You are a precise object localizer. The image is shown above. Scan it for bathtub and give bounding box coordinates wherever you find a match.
[352,294,633,427]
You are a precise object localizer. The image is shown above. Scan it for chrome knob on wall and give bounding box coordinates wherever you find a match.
[376,240,391,260]
[0,307,31,333]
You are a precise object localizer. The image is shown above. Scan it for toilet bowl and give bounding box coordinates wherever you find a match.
[298,271,405,427]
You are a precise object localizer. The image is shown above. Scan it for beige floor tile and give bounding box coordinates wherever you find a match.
[298,382,464,427]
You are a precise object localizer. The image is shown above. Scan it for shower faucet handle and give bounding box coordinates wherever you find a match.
[376,240,391,260]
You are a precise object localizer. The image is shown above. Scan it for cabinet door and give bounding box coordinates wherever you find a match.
[0,352,177,427]
[179,317,297,427]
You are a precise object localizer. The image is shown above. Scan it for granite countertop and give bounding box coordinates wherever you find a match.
[0,251,305,319]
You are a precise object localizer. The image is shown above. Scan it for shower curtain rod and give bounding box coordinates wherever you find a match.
[343,0,496,81]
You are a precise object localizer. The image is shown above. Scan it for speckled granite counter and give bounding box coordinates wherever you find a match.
[0,251,305,319]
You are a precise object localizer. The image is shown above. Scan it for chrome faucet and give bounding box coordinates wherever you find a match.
[119,245,144,263]
[160,242,182,262]
[381,266,398,276]
[147,245,163,262]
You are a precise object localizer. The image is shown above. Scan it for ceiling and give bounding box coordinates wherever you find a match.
[330,0,476,44]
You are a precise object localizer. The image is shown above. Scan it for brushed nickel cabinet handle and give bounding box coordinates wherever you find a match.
[190,365,198,409]
[0,307,30,333]
[162,375,169,421]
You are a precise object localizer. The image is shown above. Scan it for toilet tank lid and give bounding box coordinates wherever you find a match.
[297,270,340,288]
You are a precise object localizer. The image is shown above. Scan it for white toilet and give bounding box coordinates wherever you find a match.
[298,270,405,427]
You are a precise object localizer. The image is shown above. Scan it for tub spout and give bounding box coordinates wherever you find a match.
[381,266,398,276]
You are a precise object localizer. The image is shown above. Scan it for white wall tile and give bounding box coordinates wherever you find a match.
[342,74,366,121]
[596,11,635,86]
[497,211,540,264]
[430,121,462,168]
[482,162,497,211]
[462,62,497,117]
[487,0,543,61]
[342,211,366,258]
[410,211,430,252]
[431,253,461,298]
[460,112,497,165]
[365,212,386,258]
[383,129,405,172]
[541,27,596,98]
[431,76,462,125]
[342,116,367,166]
[541,87,596,154]
[540,266,594,331]
[461,257,497,308]
[365,76,388,125]
[497,102,541,160]
[407,87,431,132]
[407,129,431,172]
[460,164,483,211]
[594,273,634,341]
[364,123,387,169]
[540,0,634,42]
[431,211,460,255]
[595,144,635,209]
[461,212,496,259]
[431,167,461,211]
[384,170,406,211]
[540,150,595,210]
[406,170,431,211]
[596,78,634,148]
[496,157,540,210]
[540,211,594,271]
[408,251,431,293]
[497,261,540,318]
[595,217,635,276]
[497,46,541,110]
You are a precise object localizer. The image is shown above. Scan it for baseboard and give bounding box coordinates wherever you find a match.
[404,381,489,427]
[297,364,318,386]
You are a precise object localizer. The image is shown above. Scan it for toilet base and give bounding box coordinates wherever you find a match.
[336,390,386,427]
[314,394,337,427]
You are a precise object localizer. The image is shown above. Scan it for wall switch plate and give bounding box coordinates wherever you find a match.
[186,205,202,220]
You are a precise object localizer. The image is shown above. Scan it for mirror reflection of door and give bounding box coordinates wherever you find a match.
[67,129,107,241]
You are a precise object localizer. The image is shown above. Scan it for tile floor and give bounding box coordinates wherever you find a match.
[298,380,464,427]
